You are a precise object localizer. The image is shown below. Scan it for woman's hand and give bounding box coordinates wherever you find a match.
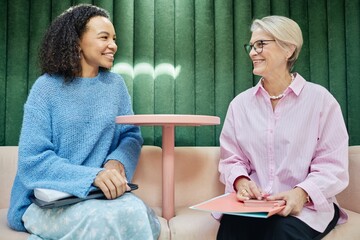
[104,159,127,178]
[234,177,264,201]
[266,187,309,216]
[93,160,130,199]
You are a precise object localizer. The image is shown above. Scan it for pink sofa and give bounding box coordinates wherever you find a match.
[1,146,360,239]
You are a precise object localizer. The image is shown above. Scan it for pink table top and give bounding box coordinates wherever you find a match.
[116,114,220,126]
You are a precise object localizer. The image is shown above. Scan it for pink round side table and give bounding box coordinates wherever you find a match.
[116,114,220,220]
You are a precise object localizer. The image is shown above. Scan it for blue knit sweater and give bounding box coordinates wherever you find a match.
[7,71,143,231]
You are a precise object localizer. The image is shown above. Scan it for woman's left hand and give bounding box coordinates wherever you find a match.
[104,160,127,179]
[93,160,130,199]
[266,187,309,216]
[103,160,131,193]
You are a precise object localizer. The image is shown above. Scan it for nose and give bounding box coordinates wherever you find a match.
[108,40,117,51]
[249,47,257,56]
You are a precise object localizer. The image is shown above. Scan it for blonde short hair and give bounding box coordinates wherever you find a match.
[251,16,303,70]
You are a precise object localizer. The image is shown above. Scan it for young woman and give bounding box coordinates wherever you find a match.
[8,4,160,239]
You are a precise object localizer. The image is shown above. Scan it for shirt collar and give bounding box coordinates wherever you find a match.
[253,72,306,97]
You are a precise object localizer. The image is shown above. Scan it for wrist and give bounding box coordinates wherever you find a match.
[305,194,311,204]
[104,159,125,172]
[295,187,311,205]
[233,176,250,191]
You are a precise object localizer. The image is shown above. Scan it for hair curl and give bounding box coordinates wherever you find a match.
[39,4,110,82]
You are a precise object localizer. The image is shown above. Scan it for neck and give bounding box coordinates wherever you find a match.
[80,64,99,78]
[262,73,294,100]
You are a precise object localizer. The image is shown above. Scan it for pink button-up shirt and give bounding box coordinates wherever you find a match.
[219,73,349,232]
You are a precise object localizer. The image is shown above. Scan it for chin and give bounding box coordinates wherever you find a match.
[252,69,263,77]
[101,64,113,69]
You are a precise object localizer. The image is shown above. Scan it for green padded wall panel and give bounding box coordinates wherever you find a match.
[6,0,29,146]
[174,0,196,145]
[133,0,155,144]
[0,0,7,145]
[345,0,360,145]
[0,0,359,146]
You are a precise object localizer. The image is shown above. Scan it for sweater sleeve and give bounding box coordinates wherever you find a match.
[17,79,103,198]
[106,124,143,181]
[18,103,102,198]
[105,76,143,181]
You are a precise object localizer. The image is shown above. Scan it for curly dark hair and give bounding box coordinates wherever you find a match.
[39,4,110,82]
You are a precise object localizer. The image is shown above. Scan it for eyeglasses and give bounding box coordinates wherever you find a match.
[244,40,276,54]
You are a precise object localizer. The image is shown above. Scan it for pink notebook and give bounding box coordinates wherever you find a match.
[190,193,285,218]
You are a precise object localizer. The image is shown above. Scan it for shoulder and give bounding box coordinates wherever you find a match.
[230,87,255,105]
[100,71,129,93]
[305,81,328,93]
[223,87,255,117]
[99,71,130,99]
[23,75,62,112]
[295,77,342,116]
[27,74,64,104]
[100,71,125,84]
[303,81,337,103]
[30,74,63,93]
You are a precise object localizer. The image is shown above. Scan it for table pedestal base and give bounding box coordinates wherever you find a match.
[161,125,175,220]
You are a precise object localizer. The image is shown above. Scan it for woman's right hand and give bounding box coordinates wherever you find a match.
[234,177,264,201]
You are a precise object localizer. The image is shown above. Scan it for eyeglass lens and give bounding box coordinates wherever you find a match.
[244,40,275,54]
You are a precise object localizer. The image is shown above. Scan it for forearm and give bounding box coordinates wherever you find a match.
[106,124,143,180]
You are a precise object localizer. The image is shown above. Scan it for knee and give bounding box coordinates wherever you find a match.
[92,194,148,220]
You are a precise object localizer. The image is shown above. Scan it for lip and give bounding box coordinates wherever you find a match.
[102,52,115,60]
[252,59,264,65]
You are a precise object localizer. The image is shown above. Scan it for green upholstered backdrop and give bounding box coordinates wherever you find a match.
[0,0,359,147]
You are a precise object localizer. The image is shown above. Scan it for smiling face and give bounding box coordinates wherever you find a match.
[249,29,289,79]
[79,16,117,77]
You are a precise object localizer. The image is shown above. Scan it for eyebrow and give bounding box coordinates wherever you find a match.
[97,31,116,38]
[97,31,110,36]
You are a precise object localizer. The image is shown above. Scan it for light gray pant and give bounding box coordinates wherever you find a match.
[23,193,160,240]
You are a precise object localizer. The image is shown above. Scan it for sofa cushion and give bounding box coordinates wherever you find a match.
[173,147,225,207]
[156,217,170,240]
[0,209,29,240]
[336,146,360,213]
[132,145,163,214]
[323,209,360,240]
[0,146,29,240]
[0,146,18,209]
[132,145,170,239]
[169,207,219,240]
[167,147,223,240]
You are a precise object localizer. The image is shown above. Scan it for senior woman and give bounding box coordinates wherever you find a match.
[217,16,348,240]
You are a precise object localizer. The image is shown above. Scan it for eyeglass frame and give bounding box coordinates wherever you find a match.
[244,40,276,54]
